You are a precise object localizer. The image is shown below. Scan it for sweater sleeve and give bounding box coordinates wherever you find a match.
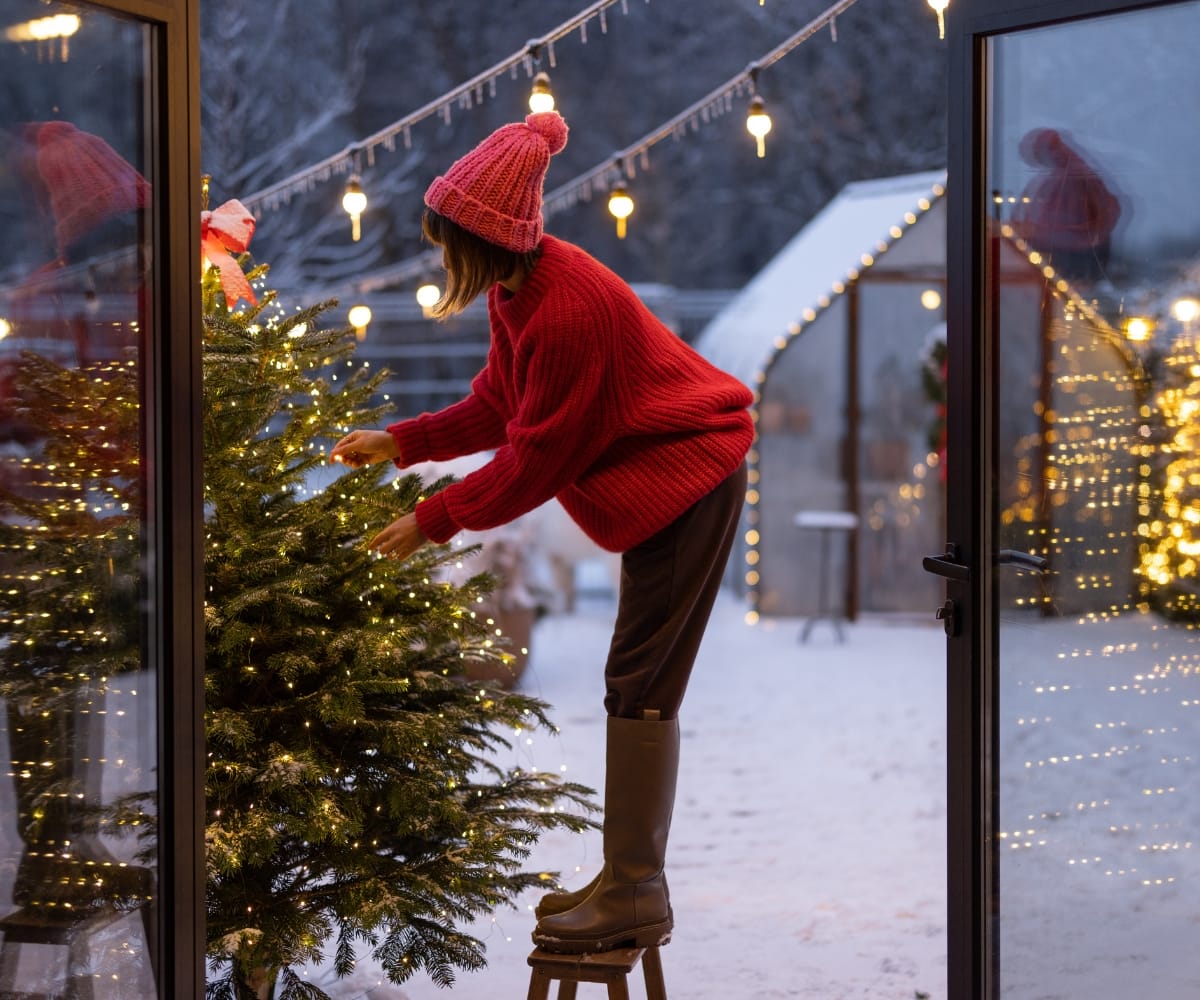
[386,363,508,466]
[413,316,610,543]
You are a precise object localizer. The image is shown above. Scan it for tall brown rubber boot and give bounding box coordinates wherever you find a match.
[535,870,675,920]
[532,710,679,953]
[534,871,600,920]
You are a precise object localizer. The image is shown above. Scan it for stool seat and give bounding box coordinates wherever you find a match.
[527,944,667,999]
[793,510,859,531]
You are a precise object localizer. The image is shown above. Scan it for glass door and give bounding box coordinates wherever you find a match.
[0,1,203,995]
[943,1,1200,996]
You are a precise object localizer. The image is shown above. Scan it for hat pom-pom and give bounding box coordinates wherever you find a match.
[526,111,569,156]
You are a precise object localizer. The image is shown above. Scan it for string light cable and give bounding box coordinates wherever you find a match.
[543,0,860,214]
[239,0,647,215]
[339,0,861,296]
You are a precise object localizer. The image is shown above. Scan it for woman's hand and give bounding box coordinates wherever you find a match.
[330,429,399,468]
[369,512,428,562]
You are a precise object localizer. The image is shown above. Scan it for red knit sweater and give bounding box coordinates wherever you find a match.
[387,235,754,552]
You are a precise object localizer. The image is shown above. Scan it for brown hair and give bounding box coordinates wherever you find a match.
[421,208,540,319]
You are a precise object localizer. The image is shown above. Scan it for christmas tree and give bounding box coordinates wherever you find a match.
[0,348,155,925]
[0,198,596,998]
[199,208,596,998]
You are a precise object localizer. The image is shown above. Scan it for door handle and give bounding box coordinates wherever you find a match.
[922,546,1047,579]
[997,549,1048,573]
[924,543,968,636]
[922,543,970,582]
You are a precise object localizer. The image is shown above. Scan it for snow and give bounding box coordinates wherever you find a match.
[308,592,949,999]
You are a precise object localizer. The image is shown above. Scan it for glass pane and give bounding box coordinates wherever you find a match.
[0,3,158,995]
[756,295,851,615]
[987,3,1200,996]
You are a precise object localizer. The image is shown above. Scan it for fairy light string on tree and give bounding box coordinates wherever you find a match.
[0,348,156,935]
[192,191,599,996]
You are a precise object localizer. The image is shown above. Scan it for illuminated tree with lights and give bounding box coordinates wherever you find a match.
[0,349,155,923]
[1138,333,1200,618]
[199,247,595,998]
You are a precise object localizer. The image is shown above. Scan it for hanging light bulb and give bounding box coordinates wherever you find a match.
[0,317,11,341]
[1124,316,1153,343]
[529,71,555,114]
[6,13,80,60]
[928,0,949,39]
[416,281,443,318]
[342,176,367,242]
[608,185,634,240]
[348,304,372,341]
[746,94,772,159]
[1172,297,1200,325]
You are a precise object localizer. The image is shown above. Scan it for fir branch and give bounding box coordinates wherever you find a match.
[199,243,597,995]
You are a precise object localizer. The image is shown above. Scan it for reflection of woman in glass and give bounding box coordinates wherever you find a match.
[1012,127,1122,284]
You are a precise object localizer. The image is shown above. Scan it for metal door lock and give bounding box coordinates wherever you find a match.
[935,599,960,637]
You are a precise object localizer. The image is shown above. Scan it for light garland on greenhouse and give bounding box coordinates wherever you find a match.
[741,176,946,624]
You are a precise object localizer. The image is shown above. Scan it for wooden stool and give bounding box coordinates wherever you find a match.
[527,945,667,1000]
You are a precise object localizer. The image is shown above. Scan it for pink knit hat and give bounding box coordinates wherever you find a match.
[424,111,568,253]
[25,121,150,259]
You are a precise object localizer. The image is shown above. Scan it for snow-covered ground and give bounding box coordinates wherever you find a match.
[311,591,949,999]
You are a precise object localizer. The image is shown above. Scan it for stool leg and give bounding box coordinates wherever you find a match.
[800,529,833,643]
[527,968,552,1000]
[604,973,631,1000]
[816,529,831,621]
[642,945,668,1000]
[558,982,579,1000]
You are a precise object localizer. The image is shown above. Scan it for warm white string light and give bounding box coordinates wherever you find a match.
[529,71,556,113]
[339,0,860,296]
[607,185,634,239]
[746,93,772,158]
[342,176,367,241]
[543,0,859,216]
[928,0,949,39]
[415,280,443,317]
[239,0,643,214]
[347,304,372,340]
[7,0,862,304]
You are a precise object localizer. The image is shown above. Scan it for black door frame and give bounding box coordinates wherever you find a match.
[944,2,1183,998]
[85,1,205,995]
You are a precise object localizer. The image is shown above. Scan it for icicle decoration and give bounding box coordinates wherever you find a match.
[239,0,642,214]
[306,0,862,293]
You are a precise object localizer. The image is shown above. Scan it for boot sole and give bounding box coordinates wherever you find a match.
[531,920,673,955]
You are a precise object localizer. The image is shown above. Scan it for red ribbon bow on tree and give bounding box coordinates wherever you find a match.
[201,199,257,306]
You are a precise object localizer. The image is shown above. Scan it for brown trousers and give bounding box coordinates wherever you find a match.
[603,463,747,720]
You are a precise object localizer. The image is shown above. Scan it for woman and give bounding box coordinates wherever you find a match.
[330,111,753,954]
